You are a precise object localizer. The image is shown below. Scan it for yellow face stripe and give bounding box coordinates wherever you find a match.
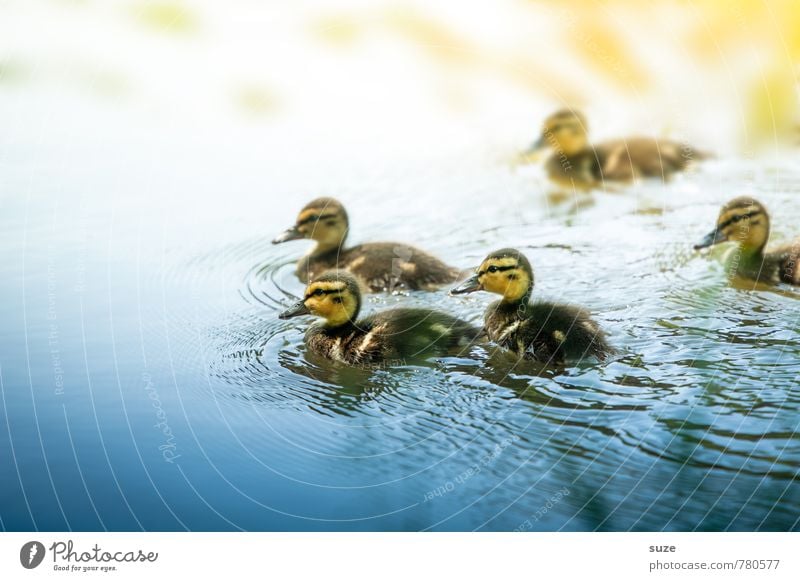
[297,209,321,223]
[297,208,340,225]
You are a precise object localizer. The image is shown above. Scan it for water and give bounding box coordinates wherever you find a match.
[2,94,799,531]
[2,2,800,532]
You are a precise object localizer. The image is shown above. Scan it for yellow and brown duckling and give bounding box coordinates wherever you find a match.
[527,109,707,188]
[279,271,482,364]
[450,248,612,364]
[694,197,800,285]
[273,197,462,292]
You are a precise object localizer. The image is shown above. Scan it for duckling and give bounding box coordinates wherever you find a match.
[528,109,707,188]
[450,248,612,364]
[273,197,462,292]
[694,197,800,285]
[278,271,482,364]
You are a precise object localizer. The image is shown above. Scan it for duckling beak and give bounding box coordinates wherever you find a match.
[694,228,728,250]
[449,274,482,296]
[278,300,310,319]
[524,135,548,155]
[532,135,548,150]
[272,226,303,244]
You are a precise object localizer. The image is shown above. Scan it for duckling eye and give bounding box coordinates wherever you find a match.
[332,296,343,304]
[487,266,499,273]
[313,288,325,296]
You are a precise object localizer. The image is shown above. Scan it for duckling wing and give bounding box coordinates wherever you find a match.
[344,243,460,292]
[594,140,637,181]
[305,322,383,365]
[363,308,482,359]
[520,302,613,362]
[597,138,699,179]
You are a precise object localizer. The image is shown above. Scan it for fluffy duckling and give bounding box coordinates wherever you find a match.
[279,271,481,364]
[450,248,612,364]
[273,197,462,292]
[694,197,800,285]
[528,109,707,188]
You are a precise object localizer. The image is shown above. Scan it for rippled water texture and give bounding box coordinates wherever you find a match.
[3,119,799,530]
[2,2,800,532]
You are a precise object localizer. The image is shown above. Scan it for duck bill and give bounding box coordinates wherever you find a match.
[449,274,482,296]
[278,300,310,319]
[524,135,548,155]
[693,228,728,250]
[272,226,303,244]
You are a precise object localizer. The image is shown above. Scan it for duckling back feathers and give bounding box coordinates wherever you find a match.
[485,299,611,364]
[306,308,481,364]
[298,242,462,292]
[547,137,705,185]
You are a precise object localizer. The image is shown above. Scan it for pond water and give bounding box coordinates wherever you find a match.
[2,82,798,532]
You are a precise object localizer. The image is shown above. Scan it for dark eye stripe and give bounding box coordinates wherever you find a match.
[480,265,517,275]
[719,210,762,230]
[304,288,342,300]
[297,213,338,227]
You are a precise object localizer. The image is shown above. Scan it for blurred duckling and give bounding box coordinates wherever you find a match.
[450,248,612,364]
[273,197,462,292]
[694,197,800,285]
[279,271,482,364]
[527,109,707,188]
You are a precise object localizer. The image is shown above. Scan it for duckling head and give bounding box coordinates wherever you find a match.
[272,197,349,253]
[694,197,770,253]
[530,109,588,157]
[450,248,533,302]
[279,271,361,327]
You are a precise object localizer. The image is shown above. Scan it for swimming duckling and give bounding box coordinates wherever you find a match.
[450,248,612,364]
[528,109,707,188]
[694,197,800,285]
[273,197,462,292]
[279,271,481,364]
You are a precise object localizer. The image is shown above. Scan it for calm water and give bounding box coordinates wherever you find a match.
[2,81,800,531]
